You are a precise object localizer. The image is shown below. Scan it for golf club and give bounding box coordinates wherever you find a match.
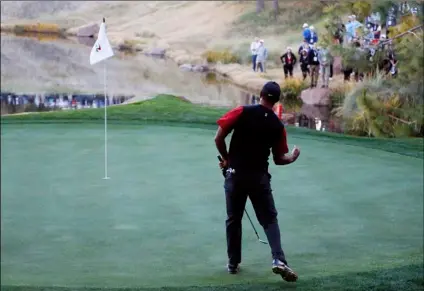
[217,155,268,245]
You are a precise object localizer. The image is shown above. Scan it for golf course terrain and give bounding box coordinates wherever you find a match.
[1,95,423,291]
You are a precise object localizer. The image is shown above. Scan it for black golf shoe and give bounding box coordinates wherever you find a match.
[227,263,240,274]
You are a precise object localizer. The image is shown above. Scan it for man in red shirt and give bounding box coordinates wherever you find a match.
[214,81,300,282]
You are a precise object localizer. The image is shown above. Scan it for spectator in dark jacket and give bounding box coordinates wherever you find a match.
[299,49,310,80]
[280,47,297,79]
[298,41,310,57]
[307,45,320,88]
[334,23,345,45]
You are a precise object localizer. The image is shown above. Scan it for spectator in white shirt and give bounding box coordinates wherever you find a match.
[250,37,260,71]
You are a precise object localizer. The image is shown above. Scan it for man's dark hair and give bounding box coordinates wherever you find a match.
[260,81,281,104]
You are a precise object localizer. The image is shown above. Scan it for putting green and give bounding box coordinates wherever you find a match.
[1,123,423,291]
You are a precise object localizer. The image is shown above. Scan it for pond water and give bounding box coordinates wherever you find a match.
[0,33,341,132]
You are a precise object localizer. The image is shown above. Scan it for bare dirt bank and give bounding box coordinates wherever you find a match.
[0,1,323,93]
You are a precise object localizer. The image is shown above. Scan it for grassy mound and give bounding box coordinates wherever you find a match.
[1,94,423,159]
[0,95,227,125]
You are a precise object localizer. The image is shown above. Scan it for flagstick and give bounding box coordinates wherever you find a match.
[103,62,110,180]
[89,17,113,180]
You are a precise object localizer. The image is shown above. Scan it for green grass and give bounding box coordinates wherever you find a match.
[2,263,424,290]
[2,95,423,159]
[0,95,227,125]
[1,95,423,291]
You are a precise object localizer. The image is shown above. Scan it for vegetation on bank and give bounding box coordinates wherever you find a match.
[278,78,308,103]
[319,1,424,138]
[2,94,422,159]
[202,49,241,64]
[0,23,66,36]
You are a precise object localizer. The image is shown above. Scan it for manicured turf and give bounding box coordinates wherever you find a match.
[1,119,423,291]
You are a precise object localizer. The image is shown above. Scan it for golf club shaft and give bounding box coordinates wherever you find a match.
[217,155,268,245]
[243,209,261,240]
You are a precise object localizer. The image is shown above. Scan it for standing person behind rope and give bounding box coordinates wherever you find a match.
[299,49,310,80]
[334,22,345,45]
[302,23,311,43]
[319,46,333,88]
[280,47,297,79]
[309,26,318,45]
[352,40,365,82]
[307,44,320,88]
[345,15,354,44]
[298,40,310,57]
[250,37,260,72]
[256,40,268,73]
[215,81,301,282]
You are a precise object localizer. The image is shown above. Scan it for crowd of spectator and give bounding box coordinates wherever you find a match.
[249,2,421,89]
[0,92,132,115]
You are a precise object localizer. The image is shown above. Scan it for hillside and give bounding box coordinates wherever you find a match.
[0,1,324,92]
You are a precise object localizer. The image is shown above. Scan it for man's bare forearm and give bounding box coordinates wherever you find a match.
[215,139,228,160]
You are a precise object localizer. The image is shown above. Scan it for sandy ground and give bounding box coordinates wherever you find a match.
[1,1,339,92]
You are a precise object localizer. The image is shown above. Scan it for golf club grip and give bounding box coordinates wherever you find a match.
[217,155,227,177]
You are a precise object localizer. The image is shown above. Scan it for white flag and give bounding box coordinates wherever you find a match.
[90,21,114,65]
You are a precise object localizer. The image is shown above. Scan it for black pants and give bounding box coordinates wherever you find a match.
[283,64,294,78]
[330,63,333,78]
[300,65,310,80]
[343,68,353,81]
[224,171,287,265]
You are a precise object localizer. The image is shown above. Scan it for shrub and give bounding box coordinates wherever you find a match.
[329,84,354,109]
[135,30,156,38]
[13,23,61,34]
[342,91,417,138]
[118,39,146,53]
[335,77,423,138]
[202,49,240,64]
[278,78,308,103]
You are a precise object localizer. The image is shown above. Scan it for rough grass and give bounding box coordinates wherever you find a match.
[221,1,329,68]
[2,94,423,159]
[0,23,64,35]
[230,1,324,37]
[117,39,147,53]
[202,50,241,64]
